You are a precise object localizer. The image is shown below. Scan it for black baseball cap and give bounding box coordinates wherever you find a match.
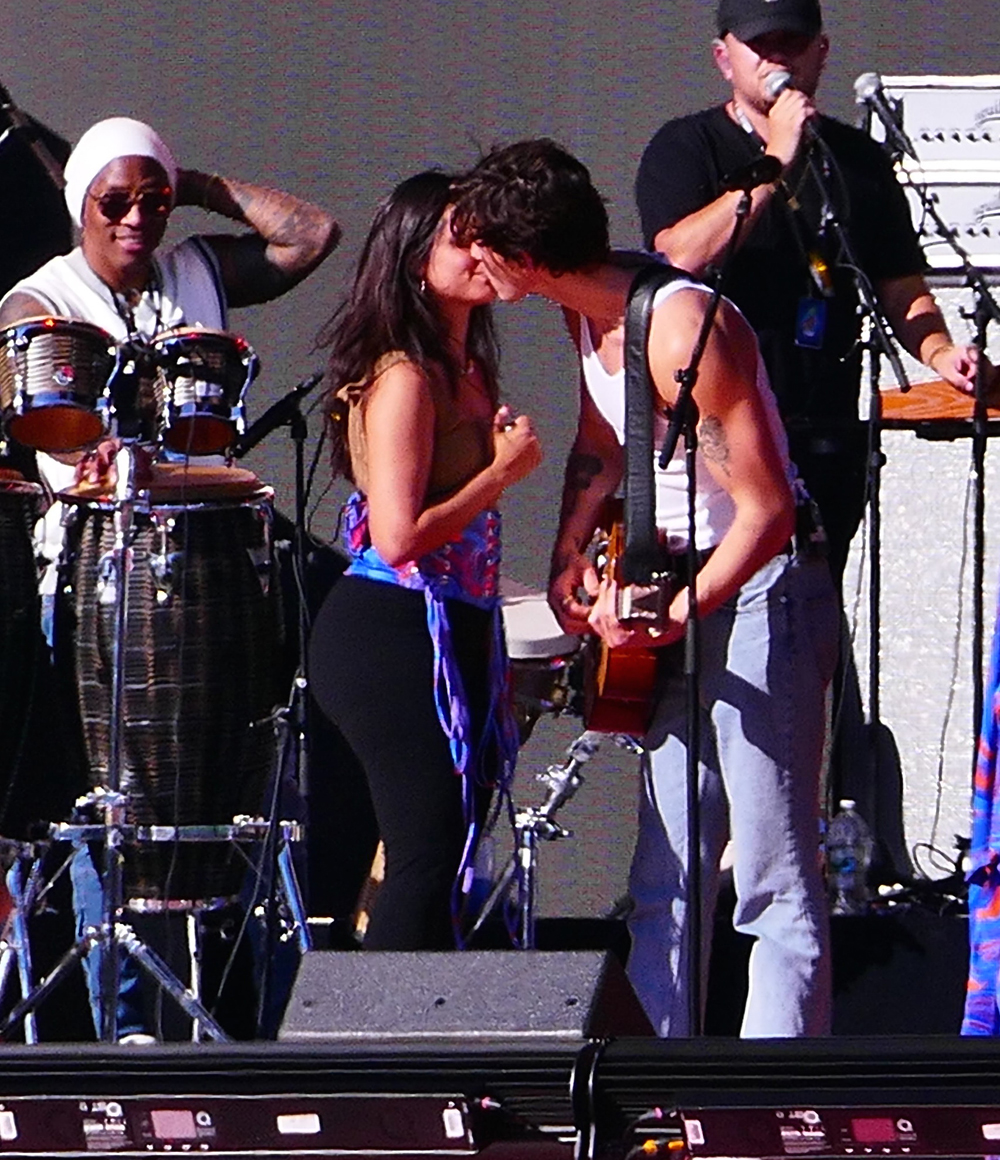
[717,0,822,40]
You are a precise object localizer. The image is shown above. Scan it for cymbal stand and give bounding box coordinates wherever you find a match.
[468,730,638,948]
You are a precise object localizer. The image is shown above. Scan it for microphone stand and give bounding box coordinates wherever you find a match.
[0,80,66,192]
[886,164,1000,745]
[234,371,323,1036]
[801,138,910,839]
[858,78,1000,781]
[656,175,757,1036]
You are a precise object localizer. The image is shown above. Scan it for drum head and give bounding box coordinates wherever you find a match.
[59,463,269,506]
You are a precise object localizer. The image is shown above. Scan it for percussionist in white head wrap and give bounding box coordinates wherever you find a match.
[2,114,338,492]
[2,115,338,418]
[0,116,338,1043]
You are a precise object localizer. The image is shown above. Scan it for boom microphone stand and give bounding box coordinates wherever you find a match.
[886,166,1000,745]
[233,370,323,1035]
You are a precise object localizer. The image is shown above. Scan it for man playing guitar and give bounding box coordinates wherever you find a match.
[453,138,838,1038]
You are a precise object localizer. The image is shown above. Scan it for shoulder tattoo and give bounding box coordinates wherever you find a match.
[698,415,731,474]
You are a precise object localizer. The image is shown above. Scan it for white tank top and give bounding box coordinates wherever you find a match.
[580,276,794,551]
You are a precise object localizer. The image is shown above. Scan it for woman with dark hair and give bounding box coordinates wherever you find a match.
[309,171,542,950]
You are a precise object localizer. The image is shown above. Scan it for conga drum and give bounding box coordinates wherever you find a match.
[501,582,581,745]
[56,465,284,908]
[0,471,43,833]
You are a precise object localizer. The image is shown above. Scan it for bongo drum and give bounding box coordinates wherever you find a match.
[56,466,283,908]
[0,318,116,452]
[151,327,258,455]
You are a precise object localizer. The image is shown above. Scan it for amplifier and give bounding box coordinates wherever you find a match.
[866,75,1000,270]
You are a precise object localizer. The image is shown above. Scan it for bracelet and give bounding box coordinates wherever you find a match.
[925,341,953,370]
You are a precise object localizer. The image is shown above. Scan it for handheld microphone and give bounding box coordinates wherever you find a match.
[765,70,793,102]
[764,70,819,147]
[854,72,917,160]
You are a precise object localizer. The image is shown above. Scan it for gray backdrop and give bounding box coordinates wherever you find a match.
[6,2,999,915]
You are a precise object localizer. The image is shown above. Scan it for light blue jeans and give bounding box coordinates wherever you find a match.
[626,551,839,1037]
[70,845,146,1039]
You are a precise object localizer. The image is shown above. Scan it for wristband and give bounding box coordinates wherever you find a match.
[202,173,222,209]
[925,341,953,371]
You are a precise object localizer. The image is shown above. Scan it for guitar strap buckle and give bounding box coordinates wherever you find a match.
[616,571,677,627]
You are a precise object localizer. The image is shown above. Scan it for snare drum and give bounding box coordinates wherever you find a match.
[501,585,580,745]
[56,468,283,908]
[0,317,116,452]
[151,327,259,455]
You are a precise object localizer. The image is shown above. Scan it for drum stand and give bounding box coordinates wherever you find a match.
[0,445,222,1043]
[468,730,642,948]
[0,803,308,1043]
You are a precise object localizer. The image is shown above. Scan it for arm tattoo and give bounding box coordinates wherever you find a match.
[565,451,603,492]
[698,415,731,475]
[557,451,603,527]
[550,452,605,579]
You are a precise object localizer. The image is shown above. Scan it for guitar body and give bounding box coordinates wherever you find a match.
[582,511,662,735]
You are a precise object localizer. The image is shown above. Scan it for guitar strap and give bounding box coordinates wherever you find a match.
[622,261,686,585]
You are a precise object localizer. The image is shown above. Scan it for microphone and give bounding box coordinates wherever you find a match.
[232,369,324,458]
[764,69,819,148]
[720,154,783,193]
[765,69,793,102]
[854,72,917,160]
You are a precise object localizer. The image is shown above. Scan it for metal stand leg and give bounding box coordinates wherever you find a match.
[0,852,43,1044]
[0,801,243,1045]
[277,825,312,954]
[469,730,610,947]
[0,909,232,1044]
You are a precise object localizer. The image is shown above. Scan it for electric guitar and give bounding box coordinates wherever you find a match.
[582,503,675,735]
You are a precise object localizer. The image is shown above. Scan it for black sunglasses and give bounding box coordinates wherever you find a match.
[91,188,172,223]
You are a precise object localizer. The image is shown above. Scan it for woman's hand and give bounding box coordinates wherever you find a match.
[492,406,542,487]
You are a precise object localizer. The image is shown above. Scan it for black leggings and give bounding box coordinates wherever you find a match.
[308,576,493,950]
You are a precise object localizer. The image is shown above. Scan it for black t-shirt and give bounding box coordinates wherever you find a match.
[636,105,926,424]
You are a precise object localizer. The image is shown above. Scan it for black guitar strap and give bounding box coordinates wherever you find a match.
[622,261,686,585]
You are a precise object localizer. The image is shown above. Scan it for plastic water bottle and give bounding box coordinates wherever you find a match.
[826,799,874,916]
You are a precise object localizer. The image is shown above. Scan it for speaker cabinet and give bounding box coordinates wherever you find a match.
[278,949,653,1044]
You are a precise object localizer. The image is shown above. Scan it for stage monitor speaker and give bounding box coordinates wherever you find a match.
[278,949,654,1044]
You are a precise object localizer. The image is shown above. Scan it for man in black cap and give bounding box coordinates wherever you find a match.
[636,0,981,584]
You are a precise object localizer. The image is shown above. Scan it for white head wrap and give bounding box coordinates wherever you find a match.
[63,116,178,227]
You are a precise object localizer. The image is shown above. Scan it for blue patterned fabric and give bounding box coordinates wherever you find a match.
[963,585,1000,1035]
